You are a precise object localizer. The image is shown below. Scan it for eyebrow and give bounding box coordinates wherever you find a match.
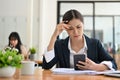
[69,24,81,28]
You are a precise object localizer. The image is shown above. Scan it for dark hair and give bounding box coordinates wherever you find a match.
[62,9,84,24]
[8,32,22,54]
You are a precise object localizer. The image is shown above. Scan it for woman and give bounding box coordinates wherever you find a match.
[42,9,117,71]
[5,32,27,59]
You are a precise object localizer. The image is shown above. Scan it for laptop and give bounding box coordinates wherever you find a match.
[104,71,120,78]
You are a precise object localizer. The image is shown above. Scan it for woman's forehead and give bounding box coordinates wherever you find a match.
[10,37,17,40]
[68,19,83,27]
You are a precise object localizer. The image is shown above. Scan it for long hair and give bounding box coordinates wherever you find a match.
[8,32,22,54]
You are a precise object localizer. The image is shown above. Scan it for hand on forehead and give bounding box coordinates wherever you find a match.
[64,19,83,28]
[69,19,82,26]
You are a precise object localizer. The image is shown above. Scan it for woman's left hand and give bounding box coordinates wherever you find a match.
[76,58,109,71]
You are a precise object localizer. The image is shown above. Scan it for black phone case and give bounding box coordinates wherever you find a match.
[74,54,86,70]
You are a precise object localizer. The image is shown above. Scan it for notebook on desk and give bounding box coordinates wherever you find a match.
[51,68,96,75]
[52,68,120,76]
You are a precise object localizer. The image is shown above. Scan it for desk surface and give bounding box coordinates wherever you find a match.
[0,68,120,80]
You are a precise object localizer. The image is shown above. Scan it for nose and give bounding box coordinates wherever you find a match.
[73,28,78,35]
[11,40,14,44]
[11,40,15,44]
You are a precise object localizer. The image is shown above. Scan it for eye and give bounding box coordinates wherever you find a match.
[76,25,81,29]
[68,26,74,30]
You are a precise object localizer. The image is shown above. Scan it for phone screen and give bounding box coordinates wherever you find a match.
[74,54,86,70]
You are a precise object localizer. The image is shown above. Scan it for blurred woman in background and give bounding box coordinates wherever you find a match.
[5,32,27,59]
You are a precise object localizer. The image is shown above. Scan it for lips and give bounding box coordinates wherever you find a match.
[74,35,80,37]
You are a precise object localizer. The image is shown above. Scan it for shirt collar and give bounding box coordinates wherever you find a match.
[68,35,88,54]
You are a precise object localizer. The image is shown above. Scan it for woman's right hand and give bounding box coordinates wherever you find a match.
[53,22,69,37]
[47,22,69,51]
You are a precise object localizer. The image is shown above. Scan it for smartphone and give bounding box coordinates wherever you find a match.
[74,54,86,70]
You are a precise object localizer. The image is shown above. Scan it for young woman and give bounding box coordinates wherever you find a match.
[5,32,27,59]
[42,9,117,71]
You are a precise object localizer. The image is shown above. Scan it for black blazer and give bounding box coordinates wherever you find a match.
[42,35,117,70]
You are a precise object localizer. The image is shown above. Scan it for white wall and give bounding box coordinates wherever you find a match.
[39,0,57,59]
[0,0,29,49]
[0,0,57,60]
[58,0,120,1]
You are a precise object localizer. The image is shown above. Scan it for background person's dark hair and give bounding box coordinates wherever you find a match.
[62,9,84,24]
[8,32,22,54]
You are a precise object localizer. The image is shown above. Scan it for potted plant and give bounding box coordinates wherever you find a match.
[0,47,23,77]
[29,47,36,60]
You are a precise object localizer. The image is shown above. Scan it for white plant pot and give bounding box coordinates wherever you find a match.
[0,66,16,77]
[29,54,36,60]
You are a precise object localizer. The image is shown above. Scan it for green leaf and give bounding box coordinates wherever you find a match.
[0,49,23,68]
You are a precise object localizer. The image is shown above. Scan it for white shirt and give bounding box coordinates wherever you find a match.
[68,36,87,68]
[44,36,115,70]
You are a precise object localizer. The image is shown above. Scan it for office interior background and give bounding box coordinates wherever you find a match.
[0,0,120,65]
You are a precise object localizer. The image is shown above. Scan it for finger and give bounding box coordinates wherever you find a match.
[76,64,88,70]
[86,58,92,63]
[86,58,90,63]
[78,61,87,66]
[78,61,86,65]
[86,57,90,61]
[63,20,68,24]
[77,62,91,70]
[78,61,90,68]
[62,24,70,30]
[60,21,72,30]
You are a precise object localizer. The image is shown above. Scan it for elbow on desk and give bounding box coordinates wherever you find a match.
[42,57,56,69]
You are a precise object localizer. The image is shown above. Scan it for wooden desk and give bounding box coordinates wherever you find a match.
[0,68,119,80]
[34,60,43,66]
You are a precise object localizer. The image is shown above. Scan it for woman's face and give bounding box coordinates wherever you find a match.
[66,19,84,40]
[10,38,18,47]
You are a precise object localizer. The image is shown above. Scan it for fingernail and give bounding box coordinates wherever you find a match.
[64,20,68,24]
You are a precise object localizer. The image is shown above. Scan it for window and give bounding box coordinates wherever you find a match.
[57,1,120,53]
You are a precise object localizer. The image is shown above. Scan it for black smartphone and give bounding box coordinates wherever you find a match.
[74,54,86,70]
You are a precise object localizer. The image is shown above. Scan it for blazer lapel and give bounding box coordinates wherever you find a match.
[62,37,70,68]
[85,35,95,60]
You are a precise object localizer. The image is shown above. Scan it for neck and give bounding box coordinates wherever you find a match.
[70,36,83,45]
[70,37,84,53]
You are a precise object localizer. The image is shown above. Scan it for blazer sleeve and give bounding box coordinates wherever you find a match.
[96,40,117,70]
[42,41,59,69]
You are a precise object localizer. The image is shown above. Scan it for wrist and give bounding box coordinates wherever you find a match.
[94,64,109,71]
